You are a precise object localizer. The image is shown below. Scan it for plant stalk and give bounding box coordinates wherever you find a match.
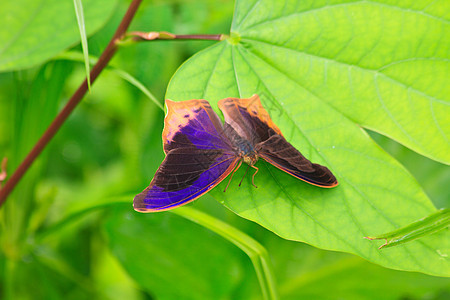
[127,31,226,41]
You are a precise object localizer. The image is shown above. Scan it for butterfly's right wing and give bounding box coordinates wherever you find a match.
[256,134,338,188]
[134,99,239,212]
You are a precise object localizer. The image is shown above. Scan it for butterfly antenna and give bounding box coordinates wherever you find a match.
[251,165,258,188]
[224,160,242,192]
[238,165,250,187]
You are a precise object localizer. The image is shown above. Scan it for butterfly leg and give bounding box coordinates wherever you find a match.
[224,159,242,192]
[250,165,258,188]
[238,165,250,187]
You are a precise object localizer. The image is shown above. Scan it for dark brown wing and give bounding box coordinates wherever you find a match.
[255,134,338,188]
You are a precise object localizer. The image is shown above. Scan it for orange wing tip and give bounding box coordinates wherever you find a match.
[217,97,237,109]
[162,98,212,147]
[164,98,208,111]
[218,95,260,107]
[235,95,283,136]
[301,179,338,188]
[164,99,178,111]
[248,94,259,101]
[322,180,339,188]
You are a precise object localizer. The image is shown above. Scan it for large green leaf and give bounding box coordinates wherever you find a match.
[166,0,450,276]
[0,0,117,72]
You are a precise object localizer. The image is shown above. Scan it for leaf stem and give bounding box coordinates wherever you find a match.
[0,0,143,206]
[171,206,279,300]
[126,31,227,42]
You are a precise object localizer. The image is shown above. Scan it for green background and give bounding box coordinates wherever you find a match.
[0,0,448,299]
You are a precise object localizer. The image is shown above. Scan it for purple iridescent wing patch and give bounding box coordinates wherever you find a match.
[133,100,239,212]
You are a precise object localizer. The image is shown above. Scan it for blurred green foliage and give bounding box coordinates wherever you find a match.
[0,0,448,299]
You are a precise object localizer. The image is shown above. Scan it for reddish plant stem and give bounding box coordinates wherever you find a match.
[173,34,223,40]
[0,0,143,206]
[128,31,225,41]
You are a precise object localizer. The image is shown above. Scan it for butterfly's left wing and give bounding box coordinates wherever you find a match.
[134,99,239,212]
[256,134,338,187]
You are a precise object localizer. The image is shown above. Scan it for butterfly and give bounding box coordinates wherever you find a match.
[134,95,338,212]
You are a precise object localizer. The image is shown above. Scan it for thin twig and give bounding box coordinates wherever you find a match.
[0,0,143,206]
[127,31,226,42]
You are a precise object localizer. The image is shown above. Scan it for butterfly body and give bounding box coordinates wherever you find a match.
[225,127,258,166]
[134,95,338,212]
[242,152,258,166]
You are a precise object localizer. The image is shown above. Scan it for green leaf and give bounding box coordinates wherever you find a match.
[166,0,450,276]
[0,0,117,72]
[366,208,450,249]
[72,0,91,90]
[103,204,246,300]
